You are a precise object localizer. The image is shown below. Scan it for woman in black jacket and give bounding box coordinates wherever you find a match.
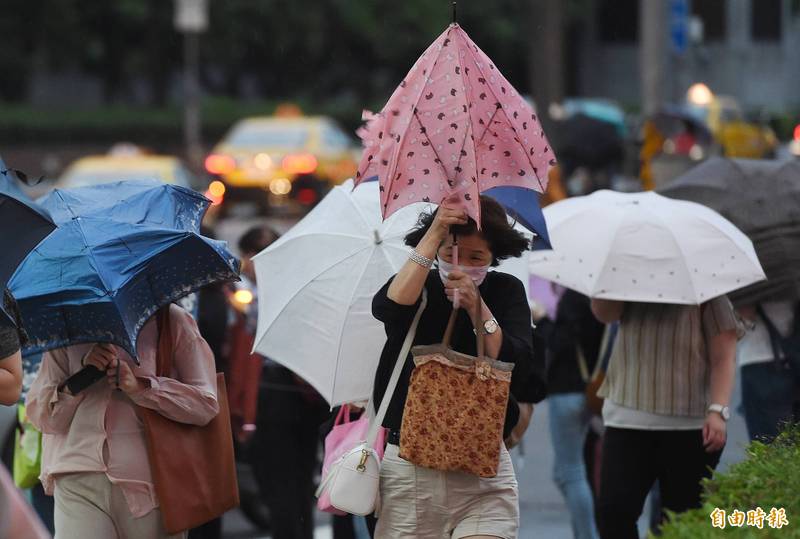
[372,196,532,539]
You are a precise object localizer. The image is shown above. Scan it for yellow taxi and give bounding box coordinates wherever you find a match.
[204,115,359,208]
[58,151,196,190]
[686,85,777,159]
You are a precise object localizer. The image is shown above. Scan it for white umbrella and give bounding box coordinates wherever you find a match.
[252,179,432,406]
[528,190,765,305]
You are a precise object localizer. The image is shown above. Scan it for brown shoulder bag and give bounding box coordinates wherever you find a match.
[400,295,514,478]
[138,307,239,534]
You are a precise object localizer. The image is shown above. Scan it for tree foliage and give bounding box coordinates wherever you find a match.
[2,0,542,107]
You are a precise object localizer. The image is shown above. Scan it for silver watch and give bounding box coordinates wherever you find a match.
[707,404,730,421]
[474,318,499,336]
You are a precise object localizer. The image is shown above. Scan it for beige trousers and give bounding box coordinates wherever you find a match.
[375,444,519,538]
[54,473,186,539]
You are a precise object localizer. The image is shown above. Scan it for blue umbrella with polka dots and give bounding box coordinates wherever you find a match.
[8,181,239,359]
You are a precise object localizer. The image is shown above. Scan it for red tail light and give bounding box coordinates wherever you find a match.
[282,153,318,175]
[794,125,800,141]
[205,154,236,175]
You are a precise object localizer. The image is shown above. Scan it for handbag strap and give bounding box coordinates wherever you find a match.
[154,306,174,378]
[756,304,787,361]
[441,290,485,359]
[366,288,428,446]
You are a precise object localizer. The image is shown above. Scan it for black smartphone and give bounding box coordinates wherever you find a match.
[63,365,106,395]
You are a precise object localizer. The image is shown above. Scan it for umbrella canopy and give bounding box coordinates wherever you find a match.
[40,179,209,233]
[0,170,56,326]
[482,186,551,249]
[659,157,800,304]
[355,23,555,226]
[659,157,800,233]
[9,182,239,357]
[550,113,624,170]
[651,104,713,144]
[561,98,627,136]
[528,190,765,305]
[253,179,431,405]
[0,163,34,202]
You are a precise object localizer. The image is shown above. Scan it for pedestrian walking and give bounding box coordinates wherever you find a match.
[545,289,605,539]
[236,225,329,539]
[591,297,741,539]
[736,300,800,441]
[372,196,533,538]
[25,303,219,539]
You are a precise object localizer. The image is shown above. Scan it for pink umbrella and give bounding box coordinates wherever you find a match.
[355,22,556,228]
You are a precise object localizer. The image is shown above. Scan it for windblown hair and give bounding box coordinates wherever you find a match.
[404,195,529,266]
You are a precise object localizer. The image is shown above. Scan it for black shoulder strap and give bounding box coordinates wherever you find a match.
[756,304,785,360]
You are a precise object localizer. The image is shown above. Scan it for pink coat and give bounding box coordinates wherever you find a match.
[26,304,219,518]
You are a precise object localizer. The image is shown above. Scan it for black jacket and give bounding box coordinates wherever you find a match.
[372,270,533,439]
[545,289,605,395]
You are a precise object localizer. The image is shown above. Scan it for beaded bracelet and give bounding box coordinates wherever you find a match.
[409,249,434,269]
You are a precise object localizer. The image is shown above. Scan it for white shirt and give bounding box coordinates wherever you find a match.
[736,301,795,368]
[603,399,705,430]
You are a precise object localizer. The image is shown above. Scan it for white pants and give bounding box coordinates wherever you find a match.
[54,473,186,539]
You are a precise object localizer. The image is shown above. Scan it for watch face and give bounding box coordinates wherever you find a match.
[722,406,730,421]
[484,319,498,334]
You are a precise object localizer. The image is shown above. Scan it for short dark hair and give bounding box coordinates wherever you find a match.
[238,225,279,255]
[404,196,529,266]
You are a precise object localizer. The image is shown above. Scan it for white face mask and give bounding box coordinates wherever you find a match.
[437,256,491,286]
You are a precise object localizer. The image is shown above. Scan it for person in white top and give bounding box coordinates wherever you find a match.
[736,300,798,441]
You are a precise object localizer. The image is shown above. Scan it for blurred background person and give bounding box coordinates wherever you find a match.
[545,289,605,539]
[736,301,799,442]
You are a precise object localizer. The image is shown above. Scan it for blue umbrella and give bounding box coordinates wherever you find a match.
[9,181,239,358]
[484,186,551,250]
[39,179,208,232]
[0,168,56,326]
[0,160,34,202]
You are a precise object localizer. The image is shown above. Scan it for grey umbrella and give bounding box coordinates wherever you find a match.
[659,157,800,305]
[659,157,800,233]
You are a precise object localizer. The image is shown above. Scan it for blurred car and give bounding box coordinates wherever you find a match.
[204,115,359,213]
[690,95,778,159]
[58,153,197,191]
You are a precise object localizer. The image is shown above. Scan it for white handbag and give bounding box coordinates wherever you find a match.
[316,290,427,516]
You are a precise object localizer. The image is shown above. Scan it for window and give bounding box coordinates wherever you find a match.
[321,123,353,152]
[597,0,639,43]
[692,0,726,41]
[226,123,309,149]
[752,0,782,41]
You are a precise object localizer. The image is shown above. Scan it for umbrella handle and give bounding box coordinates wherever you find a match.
[452,233,459,309]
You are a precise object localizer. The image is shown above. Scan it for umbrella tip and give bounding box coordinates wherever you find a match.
[373,230,383,245]
[452,1,457,24]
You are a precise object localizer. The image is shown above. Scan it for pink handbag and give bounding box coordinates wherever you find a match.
[317,405,387,515]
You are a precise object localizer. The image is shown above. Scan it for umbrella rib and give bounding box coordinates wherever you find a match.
[70,218,114,299]
[381,37,450,212]
[253,231,379,261]
[413,109,450,180]
[461,40,545,191]
[256,244,376,342]
[329,243,380,404]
